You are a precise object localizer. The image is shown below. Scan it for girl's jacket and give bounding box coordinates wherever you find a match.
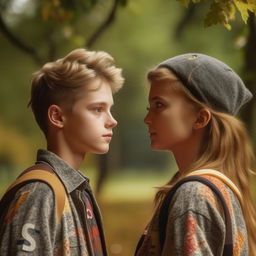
[136,173,248,256]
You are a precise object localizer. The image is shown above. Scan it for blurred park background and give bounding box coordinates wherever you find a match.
[0,0,256,255]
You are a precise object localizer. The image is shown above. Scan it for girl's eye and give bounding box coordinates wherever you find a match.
[147,102,164,111]
[155,102,164,108]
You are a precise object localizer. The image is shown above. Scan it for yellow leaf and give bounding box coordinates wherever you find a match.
[234,0,253,23]
[224,23,232,30]
[177,0,191,8]
[248,0,256,4]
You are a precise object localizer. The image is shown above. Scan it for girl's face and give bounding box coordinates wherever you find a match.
[144,81,198,151]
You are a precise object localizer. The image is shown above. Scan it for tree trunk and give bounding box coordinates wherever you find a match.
[95,154,108,195]
[240,12,256,143]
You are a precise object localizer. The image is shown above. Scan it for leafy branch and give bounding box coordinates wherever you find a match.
[0,13,43,65]
[177,0,256,29]
[0,0,125,65]
[86,0,119,48]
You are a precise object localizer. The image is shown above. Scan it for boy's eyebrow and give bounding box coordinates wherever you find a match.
[89,101,114,106]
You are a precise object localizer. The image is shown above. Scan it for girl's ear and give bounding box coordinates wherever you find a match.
[193,108,211,130]
[48,105,65,128]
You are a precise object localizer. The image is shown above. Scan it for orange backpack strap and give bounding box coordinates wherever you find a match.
[186,169,242,204]
[1,169,66,222]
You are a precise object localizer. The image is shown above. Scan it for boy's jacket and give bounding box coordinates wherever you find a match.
[0,149,107,256]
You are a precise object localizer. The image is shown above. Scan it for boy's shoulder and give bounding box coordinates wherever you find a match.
[0,165,69,225]
[1,181,55,225]
[9,180,54,207]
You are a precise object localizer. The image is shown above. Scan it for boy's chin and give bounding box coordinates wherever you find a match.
[94,148,110,154]
[96,151,109,155]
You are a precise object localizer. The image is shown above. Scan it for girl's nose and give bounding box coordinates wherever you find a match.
[144,112,151,125]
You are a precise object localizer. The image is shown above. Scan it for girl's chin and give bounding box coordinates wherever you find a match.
[151,143,171,151]
[151,144,164,150]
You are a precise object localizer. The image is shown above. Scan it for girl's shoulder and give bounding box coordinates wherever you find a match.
[170,175,241,220]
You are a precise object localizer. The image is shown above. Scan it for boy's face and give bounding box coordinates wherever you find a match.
[61,79,117,156]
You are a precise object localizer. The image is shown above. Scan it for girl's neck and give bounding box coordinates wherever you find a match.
[173,150,196,174]
[172,131,204,174]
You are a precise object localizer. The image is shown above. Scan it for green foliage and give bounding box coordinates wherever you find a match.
[177,0,256,29]
[0,121,32,167]
[40,0,128,22]
[118,0,129,6]
[41,0,99,22]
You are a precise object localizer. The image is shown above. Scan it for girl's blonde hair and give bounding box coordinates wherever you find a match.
[28,48,124,134]
[148,67,256,255]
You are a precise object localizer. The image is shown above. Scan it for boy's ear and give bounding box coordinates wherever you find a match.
[193,108,211,130]
[48,105,65,128]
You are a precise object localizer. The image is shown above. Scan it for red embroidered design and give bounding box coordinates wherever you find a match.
[183,215,205,255]
[85,201,94,219]
[90,226,103,251]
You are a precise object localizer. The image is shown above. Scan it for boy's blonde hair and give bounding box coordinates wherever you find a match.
[148,67,256,255]
[28,48,124,135]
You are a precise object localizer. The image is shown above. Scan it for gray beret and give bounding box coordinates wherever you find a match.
[158,53,253,115]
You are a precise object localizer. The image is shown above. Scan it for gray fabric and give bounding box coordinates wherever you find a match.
[136,178,248,256]
[36,149,86,193]
[0,149,107,256]
[158,53,253,115]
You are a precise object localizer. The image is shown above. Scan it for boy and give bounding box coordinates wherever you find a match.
[0,48,124,255]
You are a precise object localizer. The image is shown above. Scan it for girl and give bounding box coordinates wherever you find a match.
[135,53,256,256]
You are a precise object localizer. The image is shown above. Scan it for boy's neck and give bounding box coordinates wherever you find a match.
[47,144,85,170]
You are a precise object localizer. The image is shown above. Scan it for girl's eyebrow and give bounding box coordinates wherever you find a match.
[149,96,165,101]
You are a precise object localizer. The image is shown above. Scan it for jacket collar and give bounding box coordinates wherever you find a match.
[36,149,89,193]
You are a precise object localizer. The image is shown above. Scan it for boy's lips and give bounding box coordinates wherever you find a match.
[103,133,113,138]
[103,133,113,142]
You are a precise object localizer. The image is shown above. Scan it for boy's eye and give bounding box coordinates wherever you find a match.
[94,107,103,112]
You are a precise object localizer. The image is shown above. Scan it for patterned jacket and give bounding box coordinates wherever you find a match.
[136,175,248,256]
[0,149,107,256]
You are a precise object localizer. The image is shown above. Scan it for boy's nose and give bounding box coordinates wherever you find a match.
[106,114,118,128]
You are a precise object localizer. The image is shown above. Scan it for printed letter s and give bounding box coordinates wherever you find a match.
[21,223,36,251]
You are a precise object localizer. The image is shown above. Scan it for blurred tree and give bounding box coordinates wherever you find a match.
[0,0,128,64]
[240,12,256,137]
[0,120,32,179]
